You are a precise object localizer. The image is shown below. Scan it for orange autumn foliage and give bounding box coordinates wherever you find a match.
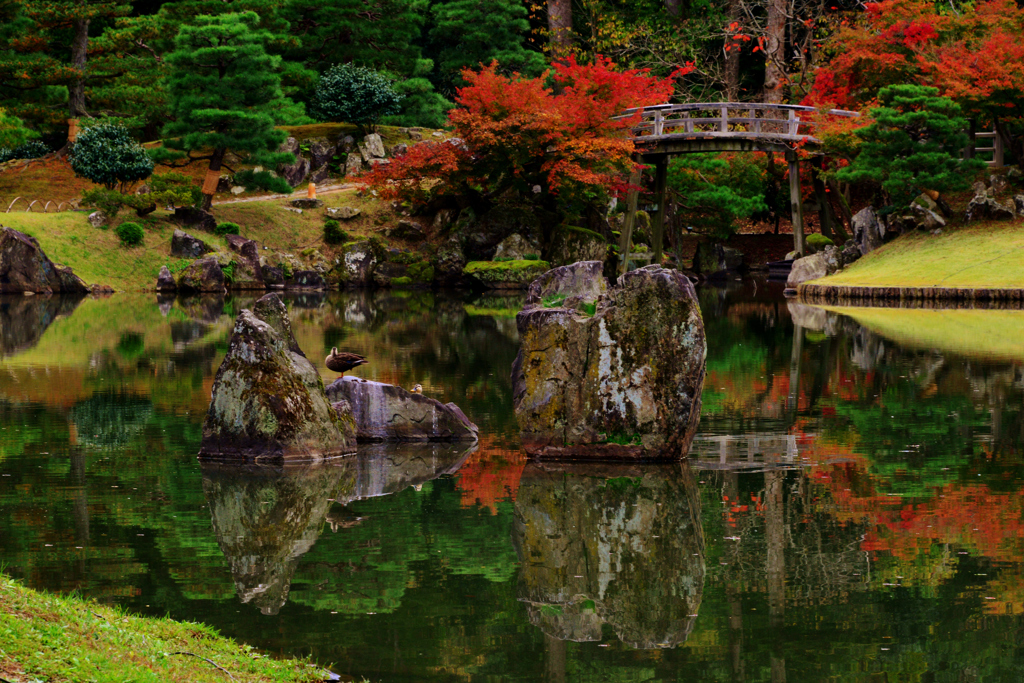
[362,56,688,207]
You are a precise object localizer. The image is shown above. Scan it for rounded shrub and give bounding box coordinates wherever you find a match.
[215,221,240,236]
[115,221,144,247]
[0,139,50,163]
[71,123,153,192]
[323,219,348,245]
[312,64,403,129]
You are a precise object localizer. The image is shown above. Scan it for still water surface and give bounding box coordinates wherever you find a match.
[1,284,1024,681]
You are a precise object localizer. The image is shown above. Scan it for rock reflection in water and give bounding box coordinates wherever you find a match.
[337,441,476,504]
[512,461,704,649]
[202,442,475,615]
[0,293,84,358]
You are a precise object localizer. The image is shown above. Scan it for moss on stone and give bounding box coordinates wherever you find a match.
[391,276,413,286]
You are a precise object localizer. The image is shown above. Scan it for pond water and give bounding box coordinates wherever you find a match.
[2,283,1024,682]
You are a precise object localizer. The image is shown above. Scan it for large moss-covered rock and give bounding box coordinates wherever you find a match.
[328,240,380,288]
[326,377,478,442]
[513,262,706,459]
[0,226,89,293]
[464,259,550,289]
[512,461,705,647]
[693,241,743,278]
[199,293,356,462]
[224,234,265,290]
[177,257,227,293]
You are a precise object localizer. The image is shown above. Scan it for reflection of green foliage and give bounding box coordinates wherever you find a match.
[115,332,145,360]
[70,392,154,450]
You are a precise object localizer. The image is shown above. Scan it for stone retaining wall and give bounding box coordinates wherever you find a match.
[798,283,1024,307]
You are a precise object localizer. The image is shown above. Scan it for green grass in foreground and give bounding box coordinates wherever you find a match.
[813,220,1024,289]
[821,306,1024,362]
[0,573,326,682]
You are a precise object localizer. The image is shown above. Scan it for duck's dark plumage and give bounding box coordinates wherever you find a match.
[326,347,368,375]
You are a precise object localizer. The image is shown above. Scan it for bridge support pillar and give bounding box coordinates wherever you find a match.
[618,162,642,276]
[786,150,805,256]
[651,157,668,265]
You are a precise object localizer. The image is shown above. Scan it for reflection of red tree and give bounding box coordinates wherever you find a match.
[802,440,1024,566]
[455,435,527,514]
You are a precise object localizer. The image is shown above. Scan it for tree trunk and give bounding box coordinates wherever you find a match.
[665,0,682,17]
[69,18,90,118]
[547,0,573,60]
[762,0,787,104]
[724,0,742,100]
[201,148,226,211]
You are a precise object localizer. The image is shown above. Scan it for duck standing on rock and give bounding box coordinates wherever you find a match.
[325,348,368,376]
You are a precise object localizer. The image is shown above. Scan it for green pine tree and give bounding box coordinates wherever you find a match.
[838,85,984,211]
[0,0,143,134]
[428,0,547,94]
[153,12,295,210]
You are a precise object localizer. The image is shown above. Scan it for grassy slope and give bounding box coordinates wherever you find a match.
[0,187,391,290]
[0,122,425,291]
[0,574,325,682]
[821,305,1024,361]
[812,219,1024,288]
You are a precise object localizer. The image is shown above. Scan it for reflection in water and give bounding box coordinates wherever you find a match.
[69,391,153,449]
[513,461,704,649]
[0,294,84,357]
[202,442,477,615]
[8,286,1024,681]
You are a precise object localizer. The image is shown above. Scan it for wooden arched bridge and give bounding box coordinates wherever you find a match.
[616,102,860,271]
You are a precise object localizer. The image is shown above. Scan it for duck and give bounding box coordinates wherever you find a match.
[411,383,423,394]
[325,348,368,376]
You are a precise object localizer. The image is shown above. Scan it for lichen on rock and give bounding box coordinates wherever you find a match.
[513,261,706,460]
[200,293,356,463]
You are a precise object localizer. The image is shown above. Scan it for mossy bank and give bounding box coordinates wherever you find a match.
[0,573,327,682]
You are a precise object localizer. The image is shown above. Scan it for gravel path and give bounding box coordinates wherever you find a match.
[211,182,358,206]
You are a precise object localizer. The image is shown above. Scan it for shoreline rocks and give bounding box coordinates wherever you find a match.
[0,226,89,294]
[512,261,706,460]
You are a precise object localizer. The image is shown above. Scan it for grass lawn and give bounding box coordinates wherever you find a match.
[812,219,1024,289]
[822,305,1024,361]
[0,573,326,682]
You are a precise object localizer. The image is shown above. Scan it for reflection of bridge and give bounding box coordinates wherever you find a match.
[689,432,858,471]
[617,102,860,269]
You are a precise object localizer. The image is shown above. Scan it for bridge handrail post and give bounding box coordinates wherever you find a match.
[788,109,798,136]
[993,129,1004,168]
[653,111,664,136]
[720,106,729,133]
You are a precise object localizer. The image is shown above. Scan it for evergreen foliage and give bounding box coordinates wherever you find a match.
[155,12,296,206]
[837,85,983,211]
[114,221,145,246]
[428,0,546,93]
[214,222,240,236]
[323,219,347,244]
[0,108,34,150]
[312,64,403,131]
[385,59,453,129]
[667,153,768,239]
[71,123,153,192]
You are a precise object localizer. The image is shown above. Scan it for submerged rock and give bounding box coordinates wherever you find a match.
[513,461,705,648]
[326,377,478,442]
[0,226,89,293]
[200,293,357,462]
[512,261,706,460]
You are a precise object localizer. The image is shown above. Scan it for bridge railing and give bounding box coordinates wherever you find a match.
[616,102,861,144]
